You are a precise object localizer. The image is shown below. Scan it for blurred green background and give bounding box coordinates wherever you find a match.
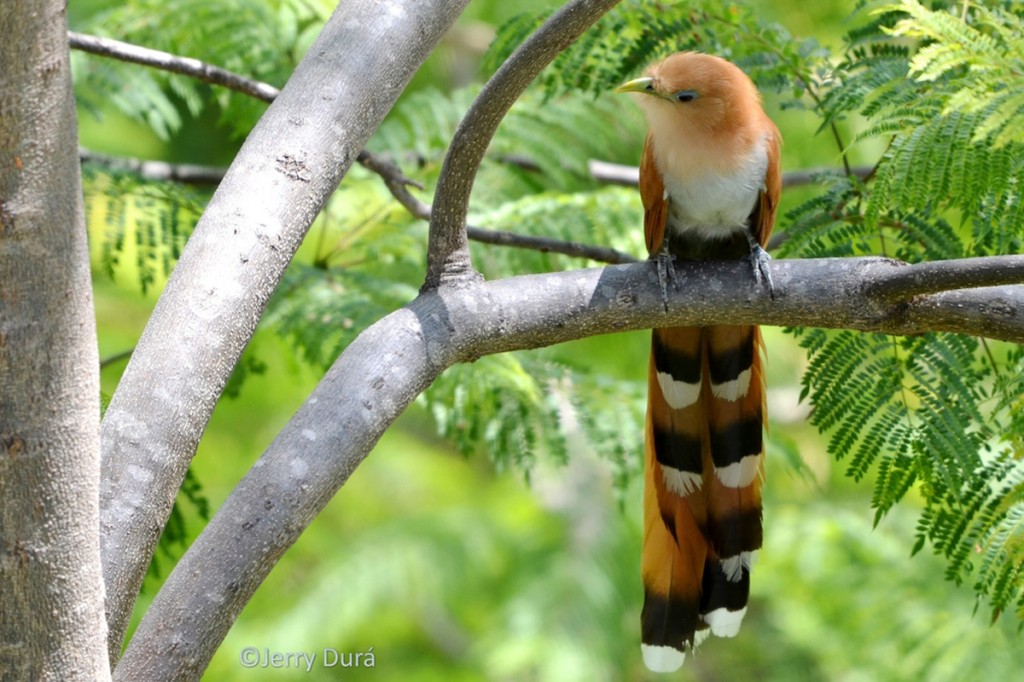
[72,0,1023,680]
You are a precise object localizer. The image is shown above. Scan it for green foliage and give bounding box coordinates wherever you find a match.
[82,166,202,294]
[481,0,828,107]
[759,501,1024,682]
[422,355,568,473]
[72,0,332,138]
[890,0,1024,149]
[794,325,1024,622]
[80,0,1024,640]
[780,0,1024,623]
[483,0,1024,625]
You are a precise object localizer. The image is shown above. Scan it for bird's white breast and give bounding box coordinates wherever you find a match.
[659,137,769,241]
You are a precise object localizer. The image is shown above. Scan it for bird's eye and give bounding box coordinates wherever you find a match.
[675,90,698,103]
[645,83,654,91]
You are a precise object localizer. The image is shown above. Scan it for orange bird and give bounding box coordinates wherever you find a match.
[616,53,781,672]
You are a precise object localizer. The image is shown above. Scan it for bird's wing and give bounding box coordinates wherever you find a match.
[754,124,782,248]
[639,132,668,256]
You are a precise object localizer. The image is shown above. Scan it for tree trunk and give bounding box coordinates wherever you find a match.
[0,1,108,679]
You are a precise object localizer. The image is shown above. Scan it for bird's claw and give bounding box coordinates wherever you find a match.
[654,247,678,312]
[747,243,775,300]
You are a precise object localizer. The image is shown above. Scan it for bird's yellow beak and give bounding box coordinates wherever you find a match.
[614,77,655,94]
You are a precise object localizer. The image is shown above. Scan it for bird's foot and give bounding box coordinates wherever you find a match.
[746,243,775,300]
[654,247,678,312]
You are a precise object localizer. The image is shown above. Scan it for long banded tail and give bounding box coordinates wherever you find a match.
[640,324,765,672]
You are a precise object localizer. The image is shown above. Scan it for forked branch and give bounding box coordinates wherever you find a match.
[423,0,623,289]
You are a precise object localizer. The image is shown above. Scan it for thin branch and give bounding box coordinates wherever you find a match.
[361,151,638,263]
[82,144,866,192]
[865,255,1024,301]
[466,226,638,264]
[585,159,874,188]
[99,349,134,369]
[80,148,225,185]
[586,159,638,185]
[69,32,417,196]
[780,165,874,188]
[68,31,280,103]
[423,0,623,290]
[117,254,1024,678]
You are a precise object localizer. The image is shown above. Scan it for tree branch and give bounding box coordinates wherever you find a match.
[360,150,638,263]
[69,32,419,193]
[115,253,1024,679]
[1,5,108,679]
[80,148,226,185]
[584,160,874,188]
[68,31,280,102]
[423,0,623,290]
[97,0,470,662]
[865,255,1024,301]
[99,349,134,369]
[466,225,638,264]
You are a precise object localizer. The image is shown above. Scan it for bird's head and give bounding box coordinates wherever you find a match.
[614,52,761,135]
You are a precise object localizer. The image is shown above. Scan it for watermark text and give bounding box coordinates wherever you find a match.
[239,646,375,671]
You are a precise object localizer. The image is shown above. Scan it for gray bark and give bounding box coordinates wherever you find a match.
[116,254,1024,680]
[0,1,108,679]
[424,0,623,289]
[98,0,470,659]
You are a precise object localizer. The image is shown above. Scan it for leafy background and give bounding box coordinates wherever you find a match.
[69,0,1024,679]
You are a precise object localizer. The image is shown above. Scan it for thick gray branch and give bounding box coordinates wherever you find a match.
[865,255,1024,301]
[116,254,1024,680]
[424,0,622,289]
[98,0,469,661]
[0,3,108,679]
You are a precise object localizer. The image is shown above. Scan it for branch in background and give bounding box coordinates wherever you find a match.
[69,32,280,102]
[423,0,623,290]
[586,159,875,188]
[80,149,225,185]
[360,151,638,264]
[99,349,134,369]
[116,254,1024,678]
[83,145,865,192]
[69,32,411,195]
[466,226,637,264]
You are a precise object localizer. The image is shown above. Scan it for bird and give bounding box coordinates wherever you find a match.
[615,52,781,673]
